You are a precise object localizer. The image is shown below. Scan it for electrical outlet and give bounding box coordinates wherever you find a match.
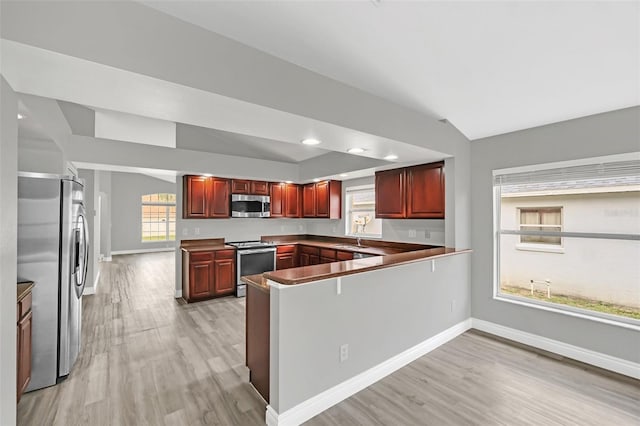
[195,227,200,235]
[340,344,349,362]
[182,228,188,236]
[408,229,417,238]
[424,230,431,239]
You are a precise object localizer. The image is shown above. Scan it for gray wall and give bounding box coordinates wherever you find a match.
[79,169,98,292]
[470,106,640,363]
[18,137,65,174]
[98,170,111,258]
[111,172,177,252]
[0,76,19,425]
[269,252,471,412]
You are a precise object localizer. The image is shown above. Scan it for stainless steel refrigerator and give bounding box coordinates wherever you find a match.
[17,172,89,391]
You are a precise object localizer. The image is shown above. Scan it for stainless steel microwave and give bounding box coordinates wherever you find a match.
[231,194,271,218]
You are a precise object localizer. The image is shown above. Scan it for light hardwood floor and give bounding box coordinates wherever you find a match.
[18,252,640,425]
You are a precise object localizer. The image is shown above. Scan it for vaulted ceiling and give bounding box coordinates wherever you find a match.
[144,0,640,140]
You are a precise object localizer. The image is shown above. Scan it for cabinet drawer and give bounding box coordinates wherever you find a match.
[300,245,319,255]
[190,251,214,262]
[319,248,336,259]
[336,250,354,261]
[18,292,32,322]
[215,249,236,259]
[277,244,296,254]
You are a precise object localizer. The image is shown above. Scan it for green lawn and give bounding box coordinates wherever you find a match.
[501,286,640,320]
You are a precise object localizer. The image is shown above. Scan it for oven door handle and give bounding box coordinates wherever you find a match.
[238,248,276,255]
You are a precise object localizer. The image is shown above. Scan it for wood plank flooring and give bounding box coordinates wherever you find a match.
[18,252,640,426]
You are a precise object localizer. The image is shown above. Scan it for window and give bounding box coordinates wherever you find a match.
[141,193,176,242]
[345,185,382,238]
[494,157,640,324]
[518,207,562,245]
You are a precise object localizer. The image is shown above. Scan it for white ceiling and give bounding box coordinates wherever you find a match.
[143,0,640,140]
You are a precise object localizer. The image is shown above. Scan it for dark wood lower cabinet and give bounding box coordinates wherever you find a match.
[17,288,33,403]
[182,248,236,302]
[246,284,270,402]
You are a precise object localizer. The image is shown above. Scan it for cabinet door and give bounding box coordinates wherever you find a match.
[209,178,230,218]
[285,184,301,218]
[406,163,445,219]
[375,168,406,218]
[189,257,214,299]
[17,310,32,401]
[251,181,269,195]
[276,254,296,270]
[315,181,329,218]
[309,255,320,265]
[214,258,235,296]
[183,176,208,218]
[270,183,285,218]
[299,252,310,266]
[231,179,250,194]
[302,184,316,217]
[336,250,354,261]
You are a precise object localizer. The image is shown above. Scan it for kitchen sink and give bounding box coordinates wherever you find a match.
[334,244,366,249]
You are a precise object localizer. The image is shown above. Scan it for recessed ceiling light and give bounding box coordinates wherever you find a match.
[202,173,213,177]
[313,178,320,182]
[347,147,366,154]
[384,154,398,161]
[285,180,293,184]
[301,138,321,146]
[339,173,349,177]
[17,113,25,120]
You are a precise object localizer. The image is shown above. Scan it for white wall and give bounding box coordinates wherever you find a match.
[97,170,111,259]
[0,76,19,426]
[111,171,177,252]
[79,169,99,293]
[500,192,640,307]
[269,252,471,413]
[471,106,640,363]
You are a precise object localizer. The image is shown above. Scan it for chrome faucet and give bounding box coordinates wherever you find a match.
[356,237,362,247]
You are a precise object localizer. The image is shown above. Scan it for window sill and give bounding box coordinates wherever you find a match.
[494,293,640,331]
[515,244,565,254]
[345,234,382,239]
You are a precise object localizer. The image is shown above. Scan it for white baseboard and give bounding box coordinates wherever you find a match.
[266,318,472,426]
[471,318,640,380]
[100,256,112,262]
[111,247,175,255]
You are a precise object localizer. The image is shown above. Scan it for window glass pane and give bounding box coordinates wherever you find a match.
[345,186,382,238]
[141,193,176,241]
[499,234,640,320]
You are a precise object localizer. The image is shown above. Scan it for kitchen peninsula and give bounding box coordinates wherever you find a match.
[241,234,471,408]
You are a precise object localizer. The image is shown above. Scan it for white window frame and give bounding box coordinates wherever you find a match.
[141,194,176,243]
[345,184,382,239]
[492,153,640,330]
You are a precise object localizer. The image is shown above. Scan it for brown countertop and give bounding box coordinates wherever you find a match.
[180,238,235,252]
[17,281,34,302]
[241,274,270,293]
[263,247,470,286]
[261,234,431,256]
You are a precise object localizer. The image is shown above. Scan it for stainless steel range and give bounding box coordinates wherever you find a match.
[227,241,276,297]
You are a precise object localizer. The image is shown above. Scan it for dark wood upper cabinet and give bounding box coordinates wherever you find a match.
[231,179,269,195]
[270,183,286,218]
[251,181,269,196]
[303,180,341,219]
[285,184,302,218]
[406,162,445,219]
[183,175,209,218]
[302,184,316,217]
[209,178,231,218]
[375,161,444,219]
[231,179,251,194]
[375,168,406,218]
[183,175,231,219]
